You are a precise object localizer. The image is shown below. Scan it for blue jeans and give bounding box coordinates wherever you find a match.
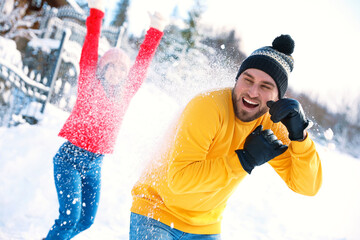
[45,141,104,240]
[129,213,221,240]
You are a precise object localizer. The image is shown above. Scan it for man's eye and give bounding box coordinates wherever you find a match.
[262,85,273,90]
[245,79,253,84]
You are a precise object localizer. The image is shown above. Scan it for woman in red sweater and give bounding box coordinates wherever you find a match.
[44,0,166,239]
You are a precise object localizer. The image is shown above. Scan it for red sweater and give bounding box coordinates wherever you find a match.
[58,9,163,154]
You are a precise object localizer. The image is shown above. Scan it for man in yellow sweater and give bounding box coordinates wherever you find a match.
[129,34,322,239]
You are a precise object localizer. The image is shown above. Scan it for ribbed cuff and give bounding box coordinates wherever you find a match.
[290,134,312,154]
[225,152,245,175]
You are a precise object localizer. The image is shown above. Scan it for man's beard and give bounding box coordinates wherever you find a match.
[232,88,268,122]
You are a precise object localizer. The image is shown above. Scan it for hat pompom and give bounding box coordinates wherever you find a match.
[272,34,294,55]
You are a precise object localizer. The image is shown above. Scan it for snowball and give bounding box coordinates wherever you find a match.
[324,128,334,140]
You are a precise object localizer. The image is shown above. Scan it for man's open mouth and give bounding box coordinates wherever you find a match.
[242,98,259,109]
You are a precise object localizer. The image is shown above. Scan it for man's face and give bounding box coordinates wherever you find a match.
[232,68,279,122]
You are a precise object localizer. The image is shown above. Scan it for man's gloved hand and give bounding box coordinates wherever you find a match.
[88,0,105,12]
[148,11,167,32]
[267,99,310,141]
[235,125,288,174]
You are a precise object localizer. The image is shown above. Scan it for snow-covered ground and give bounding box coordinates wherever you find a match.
[1,82,360,240]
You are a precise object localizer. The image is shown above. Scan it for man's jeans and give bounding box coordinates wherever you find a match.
[129,212,221,240]
[45,141,104,240]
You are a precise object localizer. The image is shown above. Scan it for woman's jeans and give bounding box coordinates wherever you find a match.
[45,141,104,240]
[129,213,221,240]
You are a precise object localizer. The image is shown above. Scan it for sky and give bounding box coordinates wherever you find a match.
[121,0,360,113]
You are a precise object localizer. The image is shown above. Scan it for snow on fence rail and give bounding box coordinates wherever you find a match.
[0,58,50,103]
[0,30,69,127]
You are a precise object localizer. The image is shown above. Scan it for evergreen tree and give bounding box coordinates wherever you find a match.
[181,0,206,51]
[110,0,129,27]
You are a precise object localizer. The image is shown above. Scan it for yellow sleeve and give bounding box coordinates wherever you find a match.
[167,94,243,194]
[269,124,323,196]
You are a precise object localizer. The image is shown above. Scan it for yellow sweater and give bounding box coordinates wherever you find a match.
[131,88,322,234]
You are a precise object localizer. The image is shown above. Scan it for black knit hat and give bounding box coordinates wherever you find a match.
[235,34,295,98]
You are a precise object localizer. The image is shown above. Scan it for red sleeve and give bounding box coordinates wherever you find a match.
[78,8,104,94]
[125,27,164,101]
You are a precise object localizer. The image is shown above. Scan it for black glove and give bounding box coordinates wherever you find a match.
[235,125,288,174]
[267,99,310,141]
